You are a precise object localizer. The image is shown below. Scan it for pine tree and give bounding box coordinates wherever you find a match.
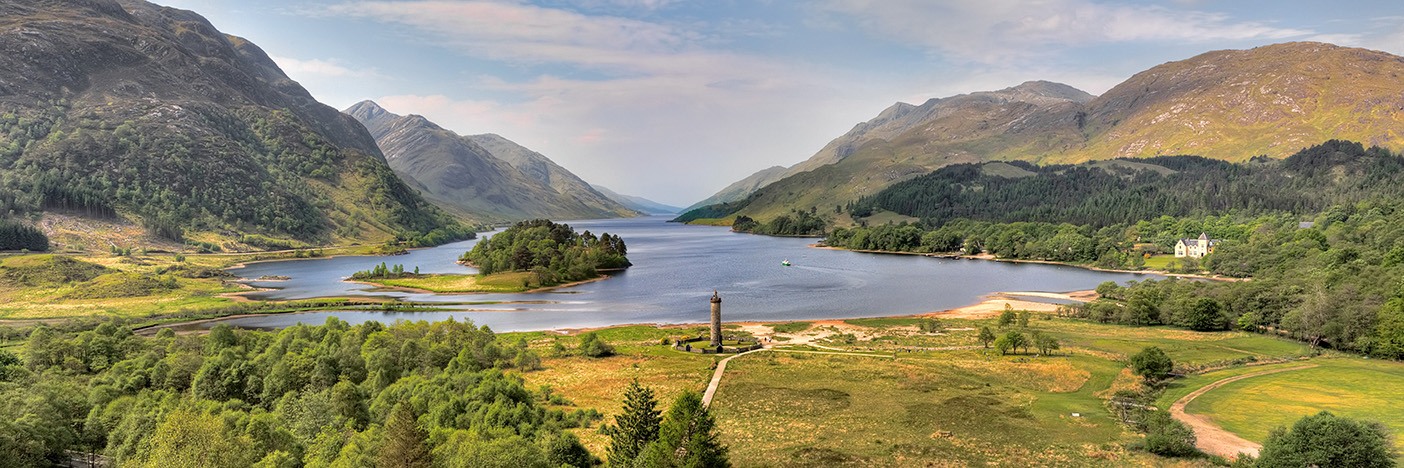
[636,391,729,468]
[378,402,431,468]
[606,379,661,467]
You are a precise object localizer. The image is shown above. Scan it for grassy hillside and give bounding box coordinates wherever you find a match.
[0,0,468,250]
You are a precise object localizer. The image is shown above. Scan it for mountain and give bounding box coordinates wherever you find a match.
[591,185,682,214]
[0,0,465,249]
[688,43,1404,225]
[465,133,637,218]
[345,101,636,222]
[685,165,788,211]
[691,80,1096,220]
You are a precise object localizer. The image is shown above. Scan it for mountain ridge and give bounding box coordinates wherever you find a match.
[345,100,637,223]
[0,0,466,249]
[591,185,683,214]
[687,42,1404,225]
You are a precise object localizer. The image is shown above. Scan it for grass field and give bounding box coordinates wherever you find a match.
[1181,357,1404,454]
[506,330,721,453]
[504,316,1336,467]
[364,272,536,293]
[0,247,402,320]
[1024,319,1312,364]
[1142,255,1177,270]
[856,210,920,226]
[710,350,1192,467]
[766,321,812,334]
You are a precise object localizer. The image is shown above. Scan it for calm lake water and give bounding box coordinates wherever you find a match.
[201,216,1155,332]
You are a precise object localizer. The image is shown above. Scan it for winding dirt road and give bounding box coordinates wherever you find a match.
[1169,364,1317,458]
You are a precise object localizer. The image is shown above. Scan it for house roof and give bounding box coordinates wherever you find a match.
[1178,233,1222,247]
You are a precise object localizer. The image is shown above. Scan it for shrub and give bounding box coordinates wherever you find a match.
[578,332,614,358]
[1257,411,1395,468]
[1130,346,1173,383]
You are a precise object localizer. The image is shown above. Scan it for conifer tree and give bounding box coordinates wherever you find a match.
[606,379,661,467]
[378,403,431,468]
[636,391,729,468]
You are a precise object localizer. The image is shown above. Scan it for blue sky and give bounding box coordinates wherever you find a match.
[156,0,1404,206]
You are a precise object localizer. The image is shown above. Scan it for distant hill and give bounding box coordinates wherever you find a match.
[345,101,637,222]
[685,43,1404,225]
[685,165,788,212]
[0,0,465,250]
[590,185,682,214]
[852,140,1404,227]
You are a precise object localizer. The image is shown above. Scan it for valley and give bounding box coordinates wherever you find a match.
[1,0,1402,467]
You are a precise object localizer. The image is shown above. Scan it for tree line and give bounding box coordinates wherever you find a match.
[0,218,47,251]
[849,140,1404,228]
[0,317,614,467]
[730,208,828,237]
[461,220,631,285]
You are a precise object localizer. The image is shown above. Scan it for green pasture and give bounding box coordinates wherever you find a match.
[1182,357,1404,454]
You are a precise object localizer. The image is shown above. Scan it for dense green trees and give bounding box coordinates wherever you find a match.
[577,332,615,358]
[1256,411,1396,468]
[607,379,662,467]
[637,391,729,468]
[851,140,1404,228]
[1140,409,1198,458]
[0,317,590,467]
[730,209,828,236]
[1130,347,1174,383]
[605,381,728,468]
[462,220,630,284]
[0,219,47,251]
[350,262,417,280]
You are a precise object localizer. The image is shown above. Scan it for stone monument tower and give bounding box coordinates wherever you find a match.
[709,291,722,347]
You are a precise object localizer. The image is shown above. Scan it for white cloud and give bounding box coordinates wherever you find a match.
[818,0,1314,63]
[270,55,380,79]
[322,0,878,203]
[327,1,689,70]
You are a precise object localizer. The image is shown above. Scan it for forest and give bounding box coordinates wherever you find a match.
[1064,198,1404,358]
[0,317,618,467]
[815,141,1404,361]
[460,220,631,285]
[827,198,1404,360]
[0,218,47,251]
[848,140,1404,227]
[730,208,828,236]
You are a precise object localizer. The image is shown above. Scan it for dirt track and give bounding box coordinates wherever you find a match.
[1168,364,1317,459]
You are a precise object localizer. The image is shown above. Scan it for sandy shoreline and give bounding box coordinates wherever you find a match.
[345,274,612,295]
[544,289,1093,337]
[154,287,1096,336]
[810,244,1244,282]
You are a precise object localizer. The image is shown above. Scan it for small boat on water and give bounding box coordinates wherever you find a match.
[781,259,791,266]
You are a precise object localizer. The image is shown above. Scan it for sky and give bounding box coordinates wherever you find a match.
[155,0,1404,207]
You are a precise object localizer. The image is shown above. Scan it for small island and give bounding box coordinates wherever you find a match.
[349,219,630,293]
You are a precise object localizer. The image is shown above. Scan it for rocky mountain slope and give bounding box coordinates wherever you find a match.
[693,43,1404,223]
[346,101,636,222]
[465,133,636,218]
[591,185,682,214]
[0,0,465,249]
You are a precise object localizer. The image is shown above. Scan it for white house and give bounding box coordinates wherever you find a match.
[1174,232,1221,258]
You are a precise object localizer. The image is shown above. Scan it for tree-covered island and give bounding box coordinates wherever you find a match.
[349,220,630,293]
